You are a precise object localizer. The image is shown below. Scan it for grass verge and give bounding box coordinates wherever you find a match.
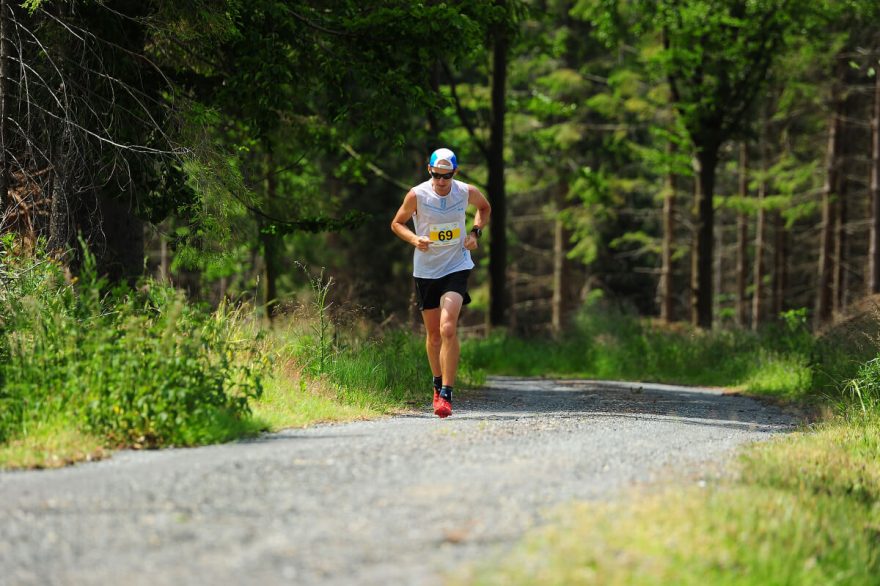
[0,420,107,470]
[251,370,381,431]
[456,303,880,584]
[0,318,435,469]
[460,303,861,403]
[458,414,880,585]
[0,241,434,469]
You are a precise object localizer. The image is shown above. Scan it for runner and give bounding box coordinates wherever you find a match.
[390,148,491,418]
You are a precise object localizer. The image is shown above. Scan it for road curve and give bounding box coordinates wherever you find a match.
[0,377,797,586]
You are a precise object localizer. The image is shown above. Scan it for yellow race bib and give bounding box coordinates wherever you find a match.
[428,222,461,247]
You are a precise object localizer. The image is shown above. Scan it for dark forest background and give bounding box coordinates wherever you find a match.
[2,0,878,335]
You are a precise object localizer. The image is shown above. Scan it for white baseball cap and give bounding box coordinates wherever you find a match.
[429,148,457,170]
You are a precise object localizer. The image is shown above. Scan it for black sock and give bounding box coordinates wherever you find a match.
[433,376,442,391]
[439,385,453,401]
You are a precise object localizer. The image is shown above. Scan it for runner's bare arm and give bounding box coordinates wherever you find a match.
[391,190,431,251]
[468,185,491,231]
[462,185,491,250]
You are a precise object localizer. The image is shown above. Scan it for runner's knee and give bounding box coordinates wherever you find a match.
[440,320,457,340]
[426,331,442,348]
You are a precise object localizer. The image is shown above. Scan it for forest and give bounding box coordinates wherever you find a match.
[1,0,876,335]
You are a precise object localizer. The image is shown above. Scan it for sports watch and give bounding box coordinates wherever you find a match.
[470,226,483,238]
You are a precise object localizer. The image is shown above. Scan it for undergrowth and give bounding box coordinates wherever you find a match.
[0,237,266,450]
[461,300,872,402]
[0,244,444,466]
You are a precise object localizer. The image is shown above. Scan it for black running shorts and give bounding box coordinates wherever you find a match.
[414,269,472,311]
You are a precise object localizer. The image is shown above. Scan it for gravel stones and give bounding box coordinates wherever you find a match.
[0,377,797,585]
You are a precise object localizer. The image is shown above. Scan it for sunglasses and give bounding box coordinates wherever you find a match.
[430,170,455,180]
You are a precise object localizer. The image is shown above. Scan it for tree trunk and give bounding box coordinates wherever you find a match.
[48,2,73,254]
[552,214,563,335]
[551,183,570,336]
[159,232,169,283]
[659,146,676,323]
[691,146,719,329]
[487,2,509,328]
[262,150,279,323]
[752,131,767,331]
[735,143,749,328]
[832,169,848,315]
[48,127,71,253]
[870,63,880,294]
[0,0,10,216]
[771,210,787,316]
[219,276,228,303]
[96,194,144,284]
[260,221,278,323]
[714,206,723,322]
[816,107,841,327]
[508,260,517,333]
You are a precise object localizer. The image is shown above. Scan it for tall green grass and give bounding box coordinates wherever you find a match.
[247,321,448,435]
[841,358,880,416]
[274,267,482,414]
[280,319,483,412]
[285,327,429,410]
[0,237,266,449]
[461,302,847,400]
[0,241,447,466]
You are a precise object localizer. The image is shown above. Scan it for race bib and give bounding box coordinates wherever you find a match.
[428,222,461,247]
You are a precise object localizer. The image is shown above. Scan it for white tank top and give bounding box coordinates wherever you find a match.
[411,179,474,278]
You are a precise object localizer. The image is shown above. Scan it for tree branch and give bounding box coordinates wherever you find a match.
[278,5,351,37]
[441,60,489,158]
[341,142,410,190]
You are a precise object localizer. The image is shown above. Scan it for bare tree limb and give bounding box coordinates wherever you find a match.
[441,60,489,159]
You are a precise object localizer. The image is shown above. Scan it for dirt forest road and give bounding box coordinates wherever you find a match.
[0,376,798,586]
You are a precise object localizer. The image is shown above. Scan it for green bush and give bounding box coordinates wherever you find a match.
[0,238,265,447]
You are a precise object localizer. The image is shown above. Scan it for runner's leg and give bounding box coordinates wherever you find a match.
[421,308,442,378]
[438,291,464,387]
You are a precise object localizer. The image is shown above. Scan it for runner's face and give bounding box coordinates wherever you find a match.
[429,167,455,191]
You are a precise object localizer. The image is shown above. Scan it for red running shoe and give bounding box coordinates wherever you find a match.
[432,388,440,412]
[434,396,452,418]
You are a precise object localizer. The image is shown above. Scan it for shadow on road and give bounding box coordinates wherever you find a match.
[246,377,798,445]
[444,377,798,431]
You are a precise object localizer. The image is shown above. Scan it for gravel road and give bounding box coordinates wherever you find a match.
[0,376,798,586]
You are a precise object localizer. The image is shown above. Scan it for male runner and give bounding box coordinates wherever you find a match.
[390,148,491,418]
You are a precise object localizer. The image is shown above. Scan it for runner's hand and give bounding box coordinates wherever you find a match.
[464,233,478,251]
[414,236,432,251]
